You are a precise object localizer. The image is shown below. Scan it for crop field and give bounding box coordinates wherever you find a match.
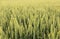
[0,5,60,39]
[0,0,60,39]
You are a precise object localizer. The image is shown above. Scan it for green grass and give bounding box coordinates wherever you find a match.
[0,6,60,39]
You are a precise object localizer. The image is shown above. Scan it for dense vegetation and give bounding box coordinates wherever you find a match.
[0,6,60,39]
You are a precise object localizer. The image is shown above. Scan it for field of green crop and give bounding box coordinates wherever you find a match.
[0,5,60,39]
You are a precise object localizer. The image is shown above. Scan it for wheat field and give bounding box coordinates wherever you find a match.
[0,0,60,39]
